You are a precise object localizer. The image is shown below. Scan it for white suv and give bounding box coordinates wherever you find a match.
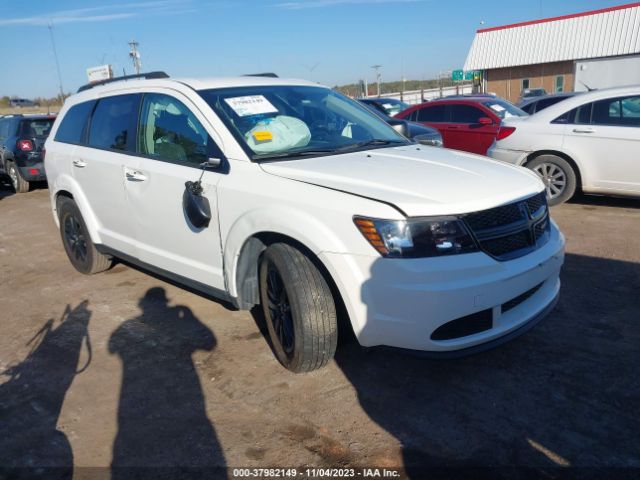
[45,73,565,372]
[489,85,640,205]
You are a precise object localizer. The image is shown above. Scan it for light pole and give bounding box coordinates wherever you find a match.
[371,65,382,97]
[129,40,141,75]
[47,21,65,99]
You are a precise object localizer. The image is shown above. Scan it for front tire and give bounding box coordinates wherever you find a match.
[7,161,30,193]
[57,196,112,274]
[527,154,577,206]
[259,243,338,373]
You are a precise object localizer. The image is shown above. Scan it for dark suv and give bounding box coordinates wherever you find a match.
[0,114,55,193]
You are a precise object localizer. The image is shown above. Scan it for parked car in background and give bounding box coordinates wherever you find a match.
[45,73,564,372]
[518,88,547,103]
[9,98,38,108]
[0,114,55,193]
[358,101,442,147]
[518,92,579,114]
[489,85,640,205]
[396,97,528,155]
[359,97,410,117]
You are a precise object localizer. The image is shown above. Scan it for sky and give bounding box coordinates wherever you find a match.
[0,0,631,98]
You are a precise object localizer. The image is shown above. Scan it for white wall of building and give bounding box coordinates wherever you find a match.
[575,54,640,92]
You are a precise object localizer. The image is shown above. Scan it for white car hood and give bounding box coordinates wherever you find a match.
[260,146,544,217]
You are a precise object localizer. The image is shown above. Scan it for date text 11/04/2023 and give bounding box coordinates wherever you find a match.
[231,468,402,478]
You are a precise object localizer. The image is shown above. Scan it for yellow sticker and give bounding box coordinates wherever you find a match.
[253,131,273,142]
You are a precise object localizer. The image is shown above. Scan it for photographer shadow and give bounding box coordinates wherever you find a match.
[109,287,225,479]
[0,301,92,479]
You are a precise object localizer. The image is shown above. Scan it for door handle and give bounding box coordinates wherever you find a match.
[72,159,87,168]
[572,128,595,134]
[125,170,147,182]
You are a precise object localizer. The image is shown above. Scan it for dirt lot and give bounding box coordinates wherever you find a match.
[0,181,639,479]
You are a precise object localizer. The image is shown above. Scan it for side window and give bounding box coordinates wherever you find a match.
[417,105,446,122]
[450,105,484,124]
[55,101,96,144]
[520,103,536,114]
[592,96,640,127]
[88,95,139,151]
[137,93,217,166]
[575,103,593,124]
[536,97,560,111]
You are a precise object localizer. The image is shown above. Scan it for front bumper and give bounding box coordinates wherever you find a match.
[487,145,530,166]
[320,221,565,352]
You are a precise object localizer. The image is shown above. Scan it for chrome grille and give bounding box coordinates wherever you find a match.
[463,192,551,261]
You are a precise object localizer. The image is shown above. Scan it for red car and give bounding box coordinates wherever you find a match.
[396,97,528,155]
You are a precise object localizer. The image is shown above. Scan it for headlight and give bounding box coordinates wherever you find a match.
[354,216,478,258]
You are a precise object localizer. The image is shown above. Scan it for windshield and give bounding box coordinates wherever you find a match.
[375,98,409,116]
[482,100,528,119]
[19,119,54,137]
[198,86,409,160]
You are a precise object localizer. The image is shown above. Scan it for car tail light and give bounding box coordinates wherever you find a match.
[29,168,40,175]
[496,126,516,141]
[17,139,34,151]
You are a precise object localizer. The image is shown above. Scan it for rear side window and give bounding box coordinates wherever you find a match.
[416,105,446,122]
[88,94,139,151]
[55,101,96,144]
[450,105,484,124]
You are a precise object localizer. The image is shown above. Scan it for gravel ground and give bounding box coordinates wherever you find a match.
[0,182,638,479]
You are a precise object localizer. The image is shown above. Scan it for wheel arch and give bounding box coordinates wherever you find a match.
[233,232,346,311]
[524,150,583,191]
[50,175,102,243]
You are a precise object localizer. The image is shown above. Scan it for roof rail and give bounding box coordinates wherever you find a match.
[77,71,170,93]
[243,72,279,78]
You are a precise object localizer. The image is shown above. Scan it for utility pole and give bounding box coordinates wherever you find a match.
[129,40,141,75]
[47,21,65,99]
[371,65,382,97]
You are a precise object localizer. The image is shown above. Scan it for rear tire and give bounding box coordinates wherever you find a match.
[526,154,577,206]
[57,196,112,274]
[259,243,338,373]
[7,161,29,193]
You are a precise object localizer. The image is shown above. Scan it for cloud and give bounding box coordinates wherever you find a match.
[276,0,423,9]
[0,0,192,27]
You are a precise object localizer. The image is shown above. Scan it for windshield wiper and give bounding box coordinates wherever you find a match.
[335,139,408,152]
[254,140,408,161]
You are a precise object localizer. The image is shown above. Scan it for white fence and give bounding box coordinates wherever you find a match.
[364,83,474,105]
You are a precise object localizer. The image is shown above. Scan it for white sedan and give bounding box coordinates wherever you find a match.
[488,85,640,205]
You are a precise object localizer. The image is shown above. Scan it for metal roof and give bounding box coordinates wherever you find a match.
[464,2,640,70]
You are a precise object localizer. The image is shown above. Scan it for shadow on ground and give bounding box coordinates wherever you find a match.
[568,193,640,209]
[109,287,226,479]
[0,174,14,200]
[0,301,92,480]
[333,253,640,479]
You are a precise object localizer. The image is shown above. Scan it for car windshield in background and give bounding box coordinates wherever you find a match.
[376,99,409,116]
[199,86,409,160]
[483,100,528,119]
[20,119,54,137]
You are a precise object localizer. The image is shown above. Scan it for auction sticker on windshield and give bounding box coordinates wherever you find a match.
[225,95,279,117]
